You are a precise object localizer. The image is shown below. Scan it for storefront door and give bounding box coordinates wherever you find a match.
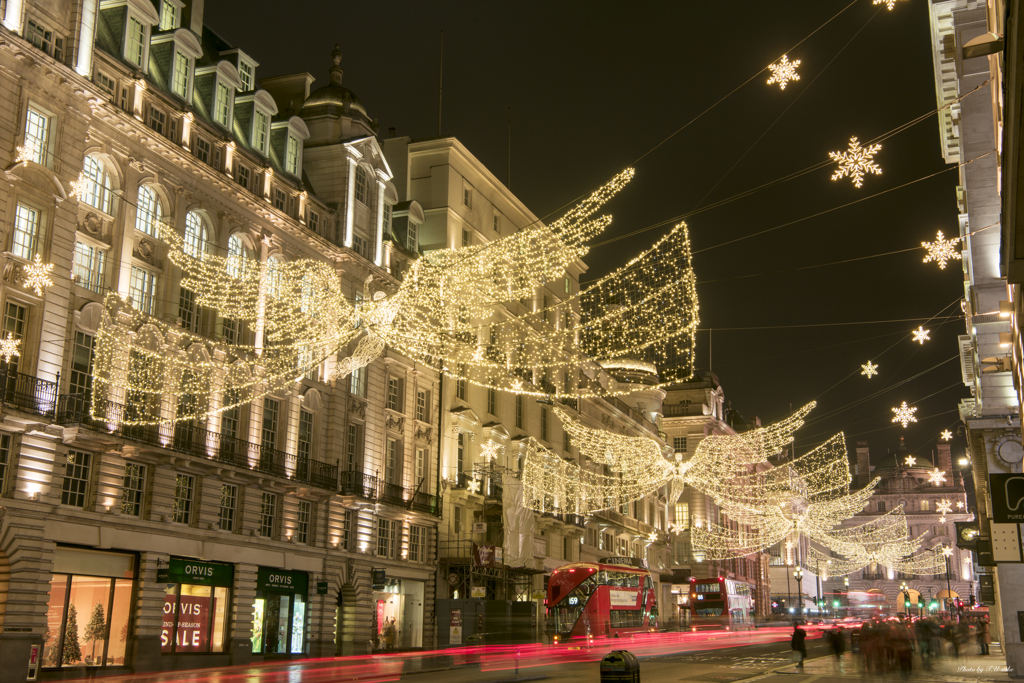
[158,558,233,655]
[252,567,307,655]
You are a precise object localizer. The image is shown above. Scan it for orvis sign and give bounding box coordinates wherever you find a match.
[256,567,308,594]
[158,559,234,587]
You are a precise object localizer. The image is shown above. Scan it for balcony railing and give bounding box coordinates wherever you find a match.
[0,367,58,417]
[336,470,442,517]
[56,394,338,491]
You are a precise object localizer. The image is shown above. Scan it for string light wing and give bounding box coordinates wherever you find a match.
[922,231,962,270]
[22,254,54,296]
[830,137,882,188]
[912,326,930,344]
[892,402,918,428]
[767,55,801,90]
[861,361,878,378]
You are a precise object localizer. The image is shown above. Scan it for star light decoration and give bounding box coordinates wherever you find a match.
[21,254,54,296]
[767,55,801,90]
[861,361,879,378]
[922,231,962,270]
[905,455,917,467]
[466,478,481,494]
[928,468,947,486]
[912,326,931,344]
[874,0,900,9]
[668,522,686,535]
[940,429,953,441]
[830,136,882,188]
[89,168,702,426]
[892,402,918,428]
[14,141,37,165]
[0,333,20,364]
[956,501,964,509]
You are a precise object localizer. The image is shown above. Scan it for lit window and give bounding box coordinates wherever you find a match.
[0,434,11,494]
[214,83,231,126]
[382,204,392,236]
[252,109,268,154]
[218,484,237,531]
[172,51,190,98]
[226,234,247,277]
[416,390,428,422]
[69,331,94,397]
[266,255,284,297]
[259,492,276,537]
[238,61,253,92]
[178,285,198,333]
[126,16,145,67]
[354,167,368,204]
[673,436,687,453]
[160,1,178,30]
[236,164,250,191]
[184,211,207,259]
[387,377,401,411]
[128,266,158,315]
[23,108,49,165]
[377,518,398,559]
[352,234,368,260]
[73,241,106,293]
[11,203,40,260]
[463,187,472,207]
[308,210,320,234]
[135,185,161,236]
[385,438,398,484]
[193,136,210,164]
[407,222,418,252]
[409,525,426,562]
[172,473,194,524]
[298,409,314,468]
[120,463,146,516]
[80,155,113,213]
[415,447,425,484]
[346,423,362,470]
[350,365,367,398]
[296,500,311,544]
[61,450,91,507]
[286,136,299,175]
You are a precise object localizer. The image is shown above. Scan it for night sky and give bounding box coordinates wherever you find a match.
[205,0,969,468]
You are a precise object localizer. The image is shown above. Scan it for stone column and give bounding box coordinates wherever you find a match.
[229,563,257,665]
[129,551,167,672]
[0,514,52,675]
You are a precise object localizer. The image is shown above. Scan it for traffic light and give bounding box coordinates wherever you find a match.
[929,600,938,612]
[970,595,977,607]
[905,600,911,609]
[833,600,840,608]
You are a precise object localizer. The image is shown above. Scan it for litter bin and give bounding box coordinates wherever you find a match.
[600,650,640,683]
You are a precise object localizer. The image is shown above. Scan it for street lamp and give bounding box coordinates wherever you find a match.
[942,545,958,622]
[794,567,804,616]
[900,581,911,617]
[844,576,849,616]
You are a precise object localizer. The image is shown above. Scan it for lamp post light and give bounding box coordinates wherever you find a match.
[794,566,804,617]
[844,576,849,616]
[900,581,911,618]
[942,545,958,622]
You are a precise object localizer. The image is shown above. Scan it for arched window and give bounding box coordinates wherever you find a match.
[266,254,284,297]
[81,155,113,214]
[226,234,248,278]
[354,166,368,204]
[184,211,207,259]
[136,186,162,236]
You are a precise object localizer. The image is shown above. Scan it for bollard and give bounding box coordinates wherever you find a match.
[600,650,640,683]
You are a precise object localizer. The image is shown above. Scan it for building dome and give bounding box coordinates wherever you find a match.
[301,44,370,118]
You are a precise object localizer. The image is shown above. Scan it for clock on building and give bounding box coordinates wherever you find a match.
[956,521,980,551]
[997,437,1024,465]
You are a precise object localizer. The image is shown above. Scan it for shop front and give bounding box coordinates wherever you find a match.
[44,547,136,670]
[158,558,232,655]
[372,577,424,650]
[251,567,308,655]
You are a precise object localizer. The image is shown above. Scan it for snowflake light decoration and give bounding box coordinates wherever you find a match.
[922,231,962,270]
[767,55,801,90]
[905,455,917,467]
[830,136,882,188]
[892,401,918,428]
[940,429,953,441]
[936,499,953,515]
[912,326,931,344]
[873,0,899,9]
[669,522,686,535]
[956,501,964,509]
[928,468,947,486]
[940,516,947,523]
[22,254,54,296]
[0,333,20,364]
[861,360,879,378]
[466,478,481,494]
[942,545,953,557]
[68,172,90,203]
[648,531,658,543]
[480,440,504,461]
[14,141,37,165]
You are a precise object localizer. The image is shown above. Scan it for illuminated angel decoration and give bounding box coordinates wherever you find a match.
[522,400,936,575]
[90,168,701,425]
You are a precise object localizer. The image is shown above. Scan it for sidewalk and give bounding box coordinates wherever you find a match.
[763,645,1010,683]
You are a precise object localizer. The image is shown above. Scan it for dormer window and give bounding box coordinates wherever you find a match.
[214,82,231,126]
[253,109,269,155]
[126,16,146,67]
[120,0,160,69]
[239,61,253,92]
[159,0,181,30]
[172,51,190,98]
[285,136,299,175]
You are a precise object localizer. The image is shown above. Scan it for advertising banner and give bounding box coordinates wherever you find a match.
[162,594,210,652]
[473,544,496,567]
[608,590,640,608]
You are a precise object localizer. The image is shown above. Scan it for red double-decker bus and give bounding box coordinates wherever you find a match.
[546,557,657,640]
[689,577,754,629]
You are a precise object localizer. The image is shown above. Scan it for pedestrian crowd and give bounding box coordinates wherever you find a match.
[791,615,991,677]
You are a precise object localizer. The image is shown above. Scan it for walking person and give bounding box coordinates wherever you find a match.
[792,623,808,671]
[980,617,991,655]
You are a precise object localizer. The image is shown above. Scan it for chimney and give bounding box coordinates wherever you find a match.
[389,127,396,138]
[182,0,205,36]
[855,441,870,487]
[936,443,952,475]
[330,44,344,87]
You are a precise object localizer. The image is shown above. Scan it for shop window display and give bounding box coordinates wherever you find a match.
[251,567,307,654]
[157,558,232,654]
[44,548,134,669]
